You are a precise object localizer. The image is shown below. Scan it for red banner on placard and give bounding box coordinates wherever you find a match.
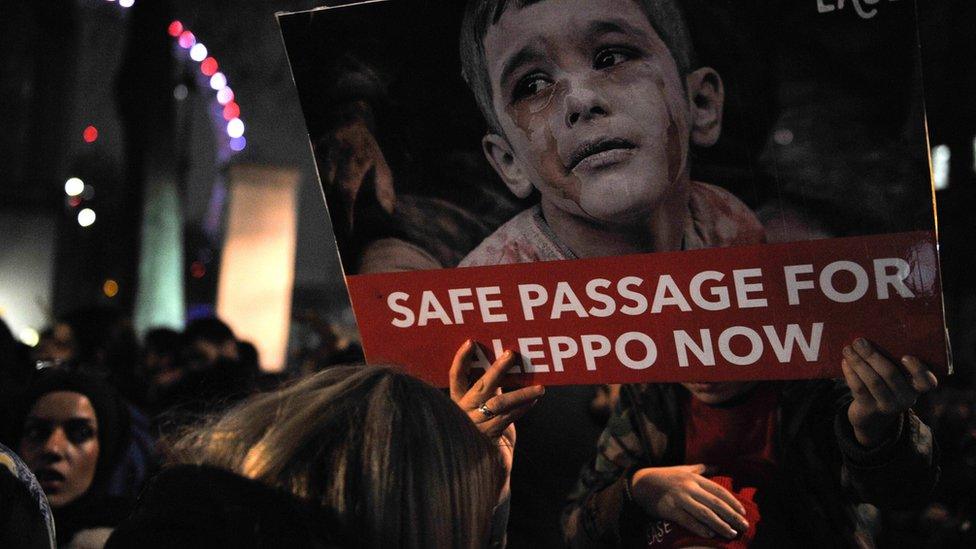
[347,231,947,387]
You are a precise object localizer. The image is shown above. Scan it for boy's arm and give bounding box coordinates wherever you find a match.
[562,385,654,548]
[834,339,940,507]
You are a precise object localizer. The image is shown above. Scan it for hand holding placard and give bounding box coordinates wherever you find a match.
[449,340,545,495]
[841,338,939,447]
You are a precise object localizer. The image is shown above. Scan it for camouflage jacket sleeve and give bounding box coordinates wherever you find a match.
[562,385,674,548]
[830,383,940,508]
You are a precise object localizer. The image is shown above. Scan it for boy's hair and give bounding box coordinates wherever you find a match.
[459,0,697,135]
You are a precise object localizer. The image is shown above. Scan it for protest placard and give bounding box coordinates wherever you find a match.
[278,0,948,386]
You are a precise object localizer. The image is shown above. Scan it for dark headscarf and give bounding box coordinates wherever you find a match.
[13,368,135,546]
[14,367,131,494]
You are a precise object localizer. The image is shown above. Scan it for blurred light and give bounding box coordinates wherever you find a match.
[81,185,95,200]
[78,208,96,227]
[83,125,99,143]
[217,87,234,105]
[68,196,82,207]
[222,101,240,120]
[773,128,794,146]
[178,30,195,49]
[229,136,247,152]
[65,177,84,196]
[167,20,183,37]
[209,72,227,90]
[226,118,244,138]
[933,144,950,191]
[173,84,189,101]
[189,43,208,62]
[119,0,134,7]
[200,57,218,76]
[103,279,120,298]
[190,261,206,278]
[19,327,40,348]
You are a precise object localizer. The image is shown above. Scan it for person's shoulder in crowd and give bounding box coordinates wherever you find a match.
[105,464,340,549]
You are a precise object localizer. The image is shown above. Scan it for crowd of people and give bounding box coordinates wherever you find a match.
[0,308,544,548]
[1,306,974,548]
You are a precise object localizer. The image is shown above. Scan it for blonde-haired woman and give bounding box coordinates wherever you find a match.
[106,342,542,548]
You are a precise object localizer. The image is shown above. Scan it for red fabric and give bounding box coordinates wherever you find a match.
[683,385,778,476]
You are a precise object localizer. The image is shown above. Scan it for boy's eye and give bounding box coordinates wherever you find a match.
[594,48,633,70]
[513,73,553,100]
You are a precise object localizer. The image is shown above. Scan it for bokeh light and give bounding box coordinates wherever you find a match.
[229,136,247,152]
[200,57,218,76]
[103,279,120,298]
[217,87,234,105]
[65,177,85,197]
[173,84,189,101]
[119,0,134,7]
[226,118,244,138]
[83,125,99,143]
[167,20,183,37]
[190,43,208,62]
[209,72,227,90]
[178,30,196,49]
[222,101,240,120]
[78,208,96,227]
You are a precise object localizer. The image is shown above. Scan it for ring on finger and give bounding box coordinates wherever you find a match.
[477,402,496,419]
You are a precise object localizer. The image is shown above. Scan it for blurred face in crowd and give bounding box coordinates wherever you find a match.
[183,339,239,372]
[19,391,100,508]
[32,323,76,364]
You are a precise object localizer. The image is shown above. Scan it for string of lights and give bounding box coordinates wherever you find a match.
[168,19,247,153]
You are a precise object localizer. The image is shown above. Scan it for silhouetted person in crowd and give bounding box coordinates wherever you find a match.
[154,318,255,432]
[179,317,238,372]
[140,328,182,413]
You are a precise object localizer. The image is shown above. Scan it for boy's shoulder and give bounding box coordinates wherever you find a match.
[686,182,767,249]
[459,204,573,267]
[459,182,765,268]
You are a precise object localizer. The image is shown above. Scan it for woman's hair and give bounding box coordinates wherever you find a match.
[167,365,503,549]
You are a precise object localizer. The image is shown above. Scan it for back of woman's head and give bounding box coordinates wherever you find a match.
[169,365,503,548]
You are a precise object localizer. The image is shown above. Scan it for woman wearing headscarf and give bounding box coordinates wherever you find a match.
[12,368,132,548]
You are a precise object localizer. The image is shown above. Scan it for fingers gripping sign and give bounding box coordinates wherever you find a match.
[450,340,545,442]
[841,338,939,447]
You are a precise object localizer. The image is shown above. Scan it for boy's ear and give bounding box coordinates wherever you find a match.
[482,133,534,198]
[685,67,725,147]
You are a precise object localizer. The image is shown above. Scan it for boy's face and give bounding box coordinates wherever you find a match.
[481,0,707,225]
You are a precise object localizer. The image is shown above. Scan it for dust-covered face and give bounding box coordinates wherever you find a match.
[483,0,691,226]
[19,391,100,508]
